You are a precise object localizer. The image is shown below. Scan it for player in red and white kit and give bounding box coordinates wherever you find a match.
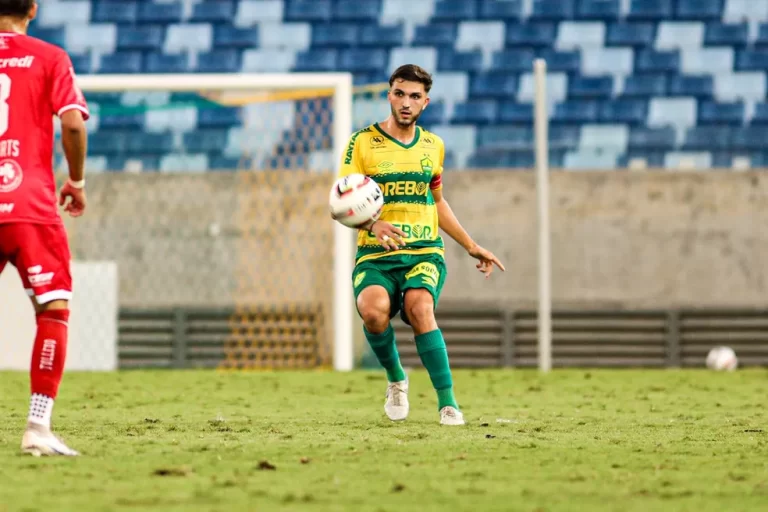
[0,1,88,456]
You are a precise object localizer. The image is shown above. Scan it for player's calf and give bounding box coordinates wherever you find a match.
[404,289,464,424]
[357,286,408,420]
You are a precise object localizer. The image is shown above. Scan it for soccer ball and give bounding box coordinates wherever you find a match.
[329,174,384,229]
[706,346,738,371]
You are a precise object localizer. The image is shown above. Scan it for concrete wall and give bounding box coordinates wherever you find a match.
[63,170,768,310]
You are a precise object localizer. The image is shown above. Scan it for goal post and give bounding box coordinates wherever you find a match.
[533,59,553,373]
[73,72,357,371]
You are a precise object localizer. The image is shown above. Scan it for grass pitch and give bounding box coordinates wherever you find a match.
[0,368,766,512]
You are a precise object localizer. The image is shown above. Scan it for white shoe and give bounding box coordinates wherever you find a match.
[21,427,79,457]
[384,379,409,421]
[439,406,465,426]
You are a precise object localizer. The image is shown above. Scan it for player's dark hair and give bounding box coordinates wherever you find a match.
[0,0,34,17]
[389,64,433,93]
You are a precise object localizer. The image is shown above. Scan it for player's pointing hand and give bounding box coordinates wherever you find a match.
[468,244,505,278]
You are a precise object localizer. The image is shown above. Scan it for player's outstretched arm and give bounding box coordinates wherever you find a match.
[58,110,87,217]
[433,187,505,278]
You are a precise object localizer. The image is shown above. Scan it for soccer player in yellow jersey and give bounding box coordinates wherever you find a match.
[338,64,505,425]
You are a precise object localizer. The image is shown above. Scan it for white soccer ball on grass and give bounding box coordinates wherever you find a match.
[329,173,384,229]
[706,346,738,371]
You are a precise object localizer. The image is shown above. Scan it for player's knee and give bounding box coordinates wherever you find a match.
[357,290,390,331]
[34,299,69,315]
[404,290,436,330]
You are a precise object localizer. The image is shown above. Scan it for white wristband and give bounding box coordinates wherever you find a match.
[68,179,85,189]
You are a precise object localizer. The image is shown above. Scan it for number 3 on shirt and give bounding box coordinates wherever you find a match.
[0,73,11,137]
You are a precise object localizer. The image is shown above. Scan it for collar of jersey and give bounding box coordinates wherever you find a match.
[373,122,421,150]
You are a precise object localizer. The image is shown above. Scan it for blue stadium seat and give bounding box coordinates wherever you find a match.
[499,102,534,123]
[531,0,575,21]
[126,133,175,155]
[285,0,333,21]
[338,49,388,72]
[576,0,620,20]
[751,103,768,124]
[627,0,673,20]
[553,101,600,123]
[92,1,138,24]
[191,1,236,23]
[736,51,768,71]
[469,73,519,99]
[334,0,381,21]
[600,100,648,124]
[606,23,656,47]
[635,49,680,73]
[214,26,260,49]
[198,107,242,128]
[568,76,614,98]
[623,74,667,97]
[89,133,128,155]
[676,0,722,20]
[437,49,483,72]
[294,49,338,71]
[145,53,190,73]
[628,127,676,150]
[117,26,165,51]
[98,52,143,74]
[311,24,357,47]
[196,51,242,73]
[70,54,92,74]
[682,127,732,151]
[452,100,498,125]
[755,24,768,48]
[28,26,65,47]
[99,113,145,131]
[669,75,714,98]
[413,24,457,47]
[705,23,749,47]
[358,24,405,47]
[491,50,536,72]
[137,2,183,23]
[419,102,446,126]
[731,127,768,150]
[479,0,523,20]
[536,50,581,73]
[506,23,557,47]
[550,125,581,150]
[698,101,745,125]
[183,130,230,154]
[477,126,533,150]
[433,1,478,21]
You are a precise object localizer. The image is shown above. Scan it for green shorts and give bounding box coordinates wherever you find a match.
[352,252,447,326]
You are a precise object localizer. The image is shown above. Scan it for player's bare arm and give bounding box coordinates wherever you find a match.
[58,109,87,217]
[432,187,505,278]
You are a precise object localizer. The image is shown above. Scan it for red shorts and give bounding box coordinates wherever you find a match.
[0,223,73,304]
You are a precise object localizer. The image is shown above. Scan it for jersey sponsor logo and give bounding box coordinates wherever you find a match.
[404,262,439,287]
[391,223,433,240]
[370,136,385,147]
[27,265,54,286]
[0,139,20,157]
[381,180,429,197]
[343,128,371,165]
[0,159,22,193]
[422,136,434,146]
[0,202,13,213]
[0,56,34,69]
[354,271,366,288]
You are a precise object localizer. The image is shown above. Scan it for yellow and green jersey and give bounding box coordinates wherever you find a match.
[338,122,445,264]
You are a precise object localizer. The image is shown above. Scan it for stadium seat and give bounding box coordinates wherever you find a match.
[681,126,732,151]
[137,2,183,24]
[506,23,557,47]
[627,0,673,21]
[452,100,498,125]
[623,74,667,97]
[492,49,536,72]
[556,22,606,50]
[236,0,285,25]
[479,0,523,20]
[214,27,260,49]
[531,0,575,21]
[285,0,333,22]
[668,75,714,98]
[145,53,190,73]
[576,0,621,20]
[98,52,143,74]
[635,49,680,73]
[196,51,241,73]
[338,49,388,72]
[536,50,581,73]
[499,102,534,123]
[698,101,745,125]
[568,76,614,98]
[704,23,749,47]
[676,0,723,20]
[456,22,505,53]
[117,26,165,52]
[311,24,358,47]
[191,1,237,23]
[294,49,338,72]
[358,24,404,47]
[413,24,458,47]
[92,1,138,24]
[553,101,600,123]
[433,1,478,21]
[437,49,483,72]
[600,99,649,124]
[606,23,656,47]
[334,0,382,21]
[469,73,519,99]
[628,126,677,150]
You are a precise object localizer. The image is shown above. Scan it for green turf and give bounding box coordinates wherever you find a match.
[0,369,766,512]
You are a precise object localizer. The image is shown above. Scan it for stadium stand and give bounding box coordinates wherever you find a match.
[30,0,768,171]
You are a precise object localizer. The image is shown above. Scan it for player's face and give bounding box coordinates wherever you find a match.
[388,79,430,128]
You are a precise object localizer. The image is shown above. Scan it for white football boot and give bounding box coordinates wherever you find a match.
[439,406,465,426]
[21,425,79,457]
[384,379,409,421]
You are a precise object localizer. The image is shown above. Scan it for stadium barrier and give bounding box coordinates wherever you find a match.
[118,304,768,369]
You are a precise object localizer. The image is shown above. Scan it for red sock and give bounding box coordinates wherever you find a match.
[30,309,69,399]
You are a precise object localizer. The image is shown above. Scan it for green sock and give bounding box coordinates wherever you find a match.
[364,324,407,383]
[414,329,459,410]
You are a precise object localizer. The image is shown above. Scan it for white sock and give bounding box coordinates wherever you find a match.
[28,393,54,428]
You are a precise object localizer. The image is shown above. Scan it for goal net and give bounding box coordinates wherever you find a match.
[63,73,372,371]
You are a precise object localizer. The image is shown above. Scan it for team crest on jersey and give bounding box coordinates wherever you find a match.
[0,159,22,193]
[420,156,433,173]
[354,272,366,288]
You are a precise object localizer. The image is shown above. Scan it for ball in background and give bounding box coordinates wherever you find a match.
[329,173,384,229]
[706,346,738,371]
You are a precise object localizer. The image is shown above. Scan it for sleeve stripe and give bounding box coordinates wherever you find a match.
[57,104,89,118]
